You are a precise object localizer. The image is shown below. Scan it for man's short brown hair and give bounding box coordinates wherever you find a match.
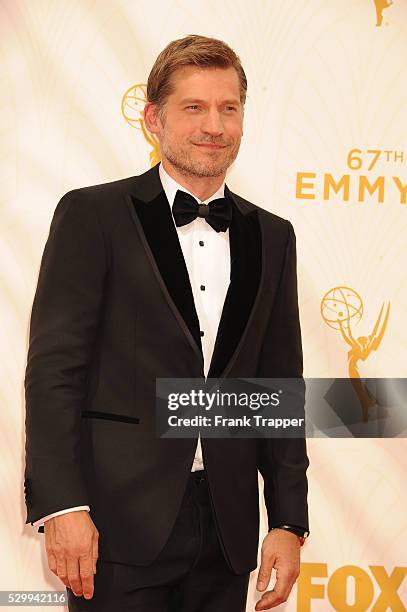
[147,34,247,113]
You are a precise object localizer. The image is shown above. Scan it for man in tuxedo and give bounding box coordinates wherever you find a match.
[24,35,309,611]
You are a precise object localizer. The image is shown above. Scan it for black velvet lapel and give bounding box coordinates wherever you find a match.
[130,189,203,354]
[207,188,262,378]
[126,164,262,378]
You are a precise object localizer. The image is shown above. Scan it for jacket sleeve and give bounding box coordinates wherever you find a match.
[24,189,107,524]
[256,220,309,533]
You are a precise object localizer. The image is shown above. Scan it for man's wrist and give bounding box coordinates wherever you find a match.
[270,524,309,546]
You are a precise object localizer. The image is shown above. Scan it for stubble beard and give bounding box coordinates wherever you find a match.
[161,138,240,178]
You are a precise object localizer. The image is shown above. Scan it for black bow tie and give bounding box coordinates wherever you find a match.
[172,189,232,233]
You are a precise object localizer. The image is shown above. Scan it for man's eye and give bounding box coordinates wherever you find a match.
[226,106,237,112]
[187,105,199,110]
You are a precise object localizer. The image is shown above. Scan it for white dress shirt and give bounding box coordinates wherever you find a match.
[33,162,230,526]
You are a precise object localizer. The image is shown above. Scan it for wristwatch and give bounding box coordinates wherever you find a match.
[272,524,309,546]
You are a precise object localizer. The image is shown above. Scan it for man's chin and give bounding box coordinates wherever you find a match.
[191,167,227,178]
[173,160,229,178]
[163,146,237,178]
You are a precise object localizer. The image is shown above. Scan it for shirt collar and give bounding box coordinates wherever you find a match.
[158,162,225,208]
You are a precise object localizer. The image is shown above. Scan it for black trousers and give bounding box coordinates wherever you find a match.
[67,470,250,612]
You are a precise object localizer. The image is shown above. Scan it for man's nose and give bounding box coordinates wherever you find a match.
[200,110,224,136]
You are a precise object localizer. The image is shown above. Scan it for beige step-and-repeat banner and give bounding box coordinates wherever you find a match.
[1,1,406,610]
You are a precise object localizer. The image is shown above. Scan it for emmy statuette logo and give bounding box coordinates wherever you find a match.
[121,84,161,167]
[373,0,394,26]
[321,287,390,422]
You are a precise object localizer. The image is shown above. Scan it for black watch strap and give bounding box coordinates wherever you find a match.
[272,524,309,538]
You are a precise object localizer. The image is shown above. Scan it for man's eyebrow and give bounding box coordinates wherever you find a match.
[178,98,240,105]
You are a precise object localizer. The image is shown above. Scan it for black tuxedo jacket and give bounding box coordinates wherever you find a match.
[24,164,309,575]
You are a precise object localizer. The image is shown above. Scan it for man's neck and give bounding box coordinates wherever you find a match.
[161,159,225,202]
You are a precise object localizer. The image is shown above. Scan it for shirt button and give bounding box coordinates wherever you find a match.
[200,330,204,337]
[200,285,205,291]
[199,240,204,246]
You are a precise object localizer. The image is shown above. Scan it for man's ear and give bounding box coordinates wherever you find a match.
[143,102,162,134]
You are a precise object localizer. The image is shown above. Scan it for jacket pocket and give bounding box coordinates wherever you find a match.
[81,410,140,424]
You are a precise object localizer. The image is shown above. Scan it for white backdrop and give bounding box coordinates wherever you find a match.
[1,1,406,610]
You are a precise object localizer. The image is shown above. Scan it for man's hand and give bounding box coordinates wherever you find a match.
[255,529,301,610]
[44,510,99,599]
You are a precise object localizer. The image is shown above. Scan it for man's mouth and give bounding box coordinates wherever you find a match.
[192,143,227,149]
